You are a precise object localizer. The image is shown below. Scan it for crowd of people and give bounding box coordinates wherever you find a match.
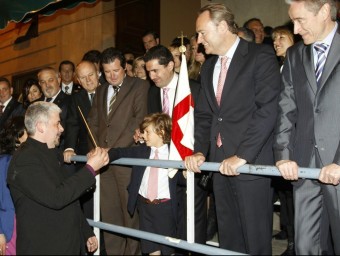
[1,0,340,255]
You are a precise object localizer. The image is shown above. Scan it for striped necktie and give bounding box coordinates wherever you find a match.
[314,43,328,88]
[108,86,119,115]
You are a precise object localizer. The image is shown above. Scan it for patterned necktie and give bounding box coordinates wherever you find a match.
[216,56,229,105]
[314,43,328,88]
[216,56,229,147]
[147,149,159,202]
[108,86,119,115]
[162,87,170,115]
[65,86,70,95]
[0,104,4,116]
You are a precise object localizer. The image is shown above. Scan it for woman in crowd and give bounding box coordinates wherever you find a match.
[188,35,207,81]
[21,78,43,109]
[272,25,295,256]
[132,56,147,80]
[0,116,28,256]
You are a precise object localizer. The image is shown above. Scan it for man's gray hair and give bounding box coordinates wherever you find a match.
[25,101,61,136]
[286,0,337,21]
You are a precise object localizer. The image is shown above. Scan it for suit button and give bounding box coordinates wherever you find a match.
[315,109,321,113]
[107,124,110,127]
[105,139,108,143]
[218,118,222,121]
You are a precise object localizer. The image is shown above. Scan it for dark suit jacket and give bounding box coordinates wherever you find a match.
[274,26,340,167]
[0,98,25,131]
[64,90,92,155]
[148,77,201,114]
[108,144,179,219]
[52,91,71,150]
[87,76,149,149]
[7,137,95,255]
[195,39,281,177]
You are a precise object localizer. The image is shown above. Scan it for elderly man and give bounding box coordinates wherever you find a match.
[0,77,24,130]
[38,67,71,149]
[7,101,109,254]
[87,47,149,255]
[63,60,101,220]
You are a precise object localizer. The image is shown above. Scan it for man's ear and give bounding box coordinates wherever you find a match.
[167,61,175,71]
[36,121,45,134]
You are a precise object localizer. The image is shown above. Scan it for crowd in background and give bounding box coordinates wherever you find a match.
[1,0,340,255]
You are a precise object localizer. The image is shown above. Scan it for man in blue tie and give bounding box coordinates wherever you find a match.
[274,0,340,254]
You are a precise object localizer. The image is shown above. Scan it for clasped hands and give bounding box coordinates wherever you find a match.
[63,147,109,172]
[184,153,246,176]
[276,160,340,185]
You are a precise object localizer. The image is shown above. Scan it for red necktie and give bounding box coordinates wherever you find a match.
[147,149,159,201]
[216,57,229,147]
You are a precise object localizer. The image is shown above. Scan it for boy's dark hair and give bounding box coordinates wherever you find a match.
[140,112,172,144]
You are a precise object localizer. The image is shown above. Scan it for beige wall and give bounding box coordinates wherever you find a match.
[0,0,291,84]
[160,0,201,46]
[0,0,115,80]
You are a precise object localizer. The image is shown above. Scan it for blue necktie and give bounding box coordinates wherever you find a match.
[314,43,328,87]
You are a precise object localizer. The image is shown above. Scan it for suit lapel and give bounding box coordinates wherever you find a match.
[203,56,219,110]
[319,29,340,90]
[78,90,91,116]
[108,77,132,118]
[220,40,248,106]
[302,44,317,94]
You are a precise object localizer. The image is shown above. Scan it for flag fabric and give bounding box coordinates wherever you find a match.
[168,53,194,178]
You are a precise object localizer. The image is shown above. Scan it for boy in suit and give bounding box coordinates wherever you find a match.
[107,113,177,255]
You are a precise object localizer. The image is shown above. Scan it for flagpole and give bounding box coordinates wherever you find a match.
[77,106,100,255]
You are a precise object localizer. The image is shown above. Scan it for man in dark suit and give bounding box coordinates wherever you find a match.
[185,3,281,255]
[7,101,109,255]
[87,47,149,255]
[59,60,82,95]
[38,67,71,150]
[143,45,207,245]
[274,0,340,254]
[64,60,100,219]
[0,77,25,131]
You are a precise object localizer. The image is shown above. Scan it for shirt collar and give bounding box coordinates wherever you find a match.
[2,96,12,107]
[313,22,338,47]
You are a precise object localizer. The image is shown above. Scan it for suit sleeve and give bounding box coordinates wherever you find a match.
[87,89,100,148]
[235,45,281,162]
[8,153,96,210]
[273,50,297,161]
[193,83,213,156]
[64,95,80,150]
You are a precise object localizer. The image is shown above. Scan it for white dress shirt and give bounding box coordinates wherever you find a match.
[139,144,171,199]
